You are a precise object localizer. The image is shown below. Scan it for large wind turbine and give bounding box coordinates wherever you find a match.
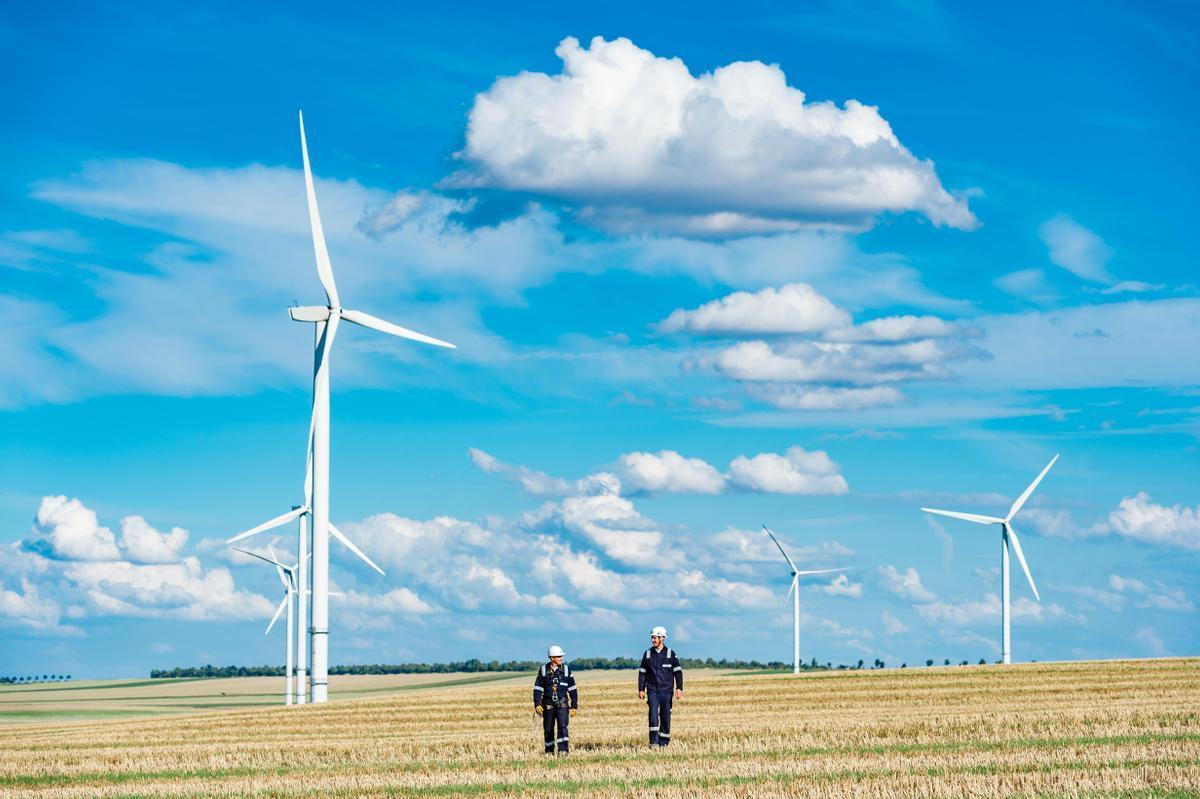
[920,455,1059,665]
[287,111,455,703]
[762,525,850,674]
[236,546,298,705]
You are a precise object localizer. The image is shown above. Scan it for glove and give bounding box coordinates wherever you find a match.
[570,708,577,717]
[535,706,544,716]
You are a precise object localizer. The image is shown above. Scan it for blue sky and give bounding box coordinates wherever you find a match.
[1,1,1197,678]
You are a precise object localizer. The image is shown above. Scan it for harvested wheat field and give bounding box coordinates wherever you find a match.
[1,659,1197,799]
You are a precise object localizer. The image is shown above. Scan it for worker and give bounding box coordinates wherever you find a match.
[637,625,683,747]
[533,644,577,754]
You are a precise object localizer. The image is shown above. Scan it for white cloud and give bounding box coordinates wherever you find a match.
[728,446,848,495]
[878,565,937,602]
[539,593,574,611]
[617,450,726,494]
[658,283,850,335]
[1039,215,1114,284]
[468,448,571,496]
[961,298,1200,391]
[454,36,976,234]
[709,339,959,385]
[824,315,964,343]
[994,268,1054,299]
[119,516,188,564]
[0,578,72,633]
[747,384,904,411]
[916,593,1081,626]
[820,573,862,597]
[342,587,436,615]
[32,496,121,561]
[881,610,909,635]
[1106,492,1200,550]
[1098,280,1164,295]
[1135,626,1168,657]
[1108,574,1193,613]
[710,527,853,563]
[64,557,275,621]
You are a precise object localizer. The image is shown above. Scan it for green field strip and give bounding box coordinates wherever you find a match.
[0,679,203,695]
[333,673,528,696]
[5,730,1196,789]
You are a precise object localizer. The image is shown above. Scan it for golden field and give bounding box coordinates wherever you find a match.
[0,659,1197,798]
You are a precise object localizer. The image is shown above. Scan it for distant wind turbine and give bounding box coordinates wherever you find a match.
[920,455,1059,665]
[284,111,455,703]
[236,546,299,705]
[762,525,850,674]
[226,417,384,703]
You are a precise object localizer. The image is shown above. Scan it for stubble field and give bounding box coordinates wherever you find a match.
[0,658,1197,798]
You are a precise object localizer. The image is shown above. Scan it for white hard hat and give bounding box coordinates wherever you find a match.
[650,626,667,638]
[548,645,565,658]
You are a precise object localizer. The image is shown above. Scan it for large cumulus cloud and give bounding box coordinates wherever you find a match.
[453,36,977,235]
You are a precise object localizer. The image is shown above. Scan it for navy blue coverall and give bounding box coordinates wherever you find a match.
[638,646,683,746]
[533,661,578,753]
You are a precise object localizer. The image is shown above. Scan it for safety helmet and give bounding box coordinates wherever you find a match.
[650,626,667,638]
[548,645,565,658]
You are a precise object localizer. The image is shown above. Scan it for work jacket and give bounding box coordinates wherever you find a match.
[532,661,578,709]
[638,646,683,692]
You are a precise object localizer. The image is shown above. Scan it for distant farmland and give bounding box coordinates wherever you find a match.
[0,659,1196,798]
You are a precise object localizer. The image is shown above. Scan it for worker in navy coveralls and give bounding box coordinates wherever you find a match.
[533,644,578,754]
[637,626,683,747]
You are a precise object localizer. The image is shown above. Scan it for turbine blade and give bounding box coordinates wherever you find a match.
[227,507,306,544]
[1006,524,1040,601]
[1006,454,1060,521]
[265,593,288,634]
[921,508,1005,525]
[314,313,341,388]
[794,567,851,576]
[786,574,798,603]
[233,547,292,572]
[328,522,385,576]
[762,525,797,572]
[303,404,315,508]
[341,308,456,349]
[268,544,288,589]
[298,111,340,309]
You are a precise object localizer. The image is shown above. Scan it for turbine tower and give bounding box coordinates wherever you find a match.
[288,111,455,703]
[920,455,1058,665]
[236,546,298,705]
[762,525,849,674]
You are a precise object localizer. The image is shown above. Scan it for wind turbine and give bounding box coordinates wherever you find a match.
[920,454,1058,665]
[762,525,850,674]
[286,111,455,703]
[235,546,298,705]
[226,416,385,703]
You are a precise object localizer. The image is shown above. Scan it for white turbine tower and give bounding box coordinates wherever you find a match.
[920,454,1059,665]
[762,525,850,674]
[235,546,298,705]
[287,111,455,703]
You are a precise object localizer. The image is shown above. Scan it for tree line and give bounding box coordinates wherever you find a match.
[1,674,72,684]
[152,657,818,678]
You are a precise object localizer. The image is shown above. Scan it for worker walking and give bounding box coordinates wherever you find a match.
[637,625,683,747]
[533,644,578,754]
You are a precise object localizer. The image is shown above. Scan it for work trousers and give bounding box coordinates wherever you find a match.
[542,706,570,753]
[647,690,673,746]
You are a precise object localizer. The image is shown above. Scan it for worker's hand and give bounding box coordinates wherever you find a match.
[638,690,646,700]
[570,708,577,717]
[675,688,683,700]
[535,705,544,716]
